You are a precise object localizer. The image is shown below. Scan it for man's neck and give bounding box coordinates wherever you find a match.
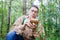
[27,15,36,19]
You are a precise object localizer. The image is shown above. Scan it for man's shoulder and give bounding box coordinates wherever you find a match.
[20,15,26,17]
[17,15,26,20]
[19,15,26,18]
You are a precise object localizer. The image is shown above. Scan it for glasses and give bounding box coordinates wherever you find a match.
[31,10,37,13]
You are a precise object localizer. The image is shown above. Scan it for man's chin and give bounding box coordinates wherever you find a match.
[32,16,36,18]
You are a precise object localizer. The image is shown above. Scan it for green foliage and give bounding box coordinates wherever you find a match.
[38,0,60,40]
[0,0,60,40]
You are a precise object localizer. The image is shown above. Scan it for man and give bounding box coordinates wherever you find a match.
[6,5,45,40]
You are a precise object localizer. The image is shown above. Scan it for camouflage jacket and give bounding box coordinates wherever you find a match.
[10,15,45,40]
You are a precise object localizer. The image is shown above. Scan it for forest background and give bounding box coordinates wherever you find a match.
[0,0,60,40]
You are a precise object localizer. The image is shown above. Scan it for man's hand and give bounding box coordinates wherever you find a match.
[24,19,36,29]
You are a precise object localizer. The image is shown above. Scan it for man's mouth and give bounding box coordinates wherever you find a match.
[32,15,36,18]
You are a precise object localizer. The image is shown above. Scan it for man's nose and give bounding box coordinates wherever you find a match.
[32,12,35,14]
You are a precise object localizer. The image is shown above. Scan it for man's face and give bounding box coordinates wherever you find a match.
[28,7,38,18]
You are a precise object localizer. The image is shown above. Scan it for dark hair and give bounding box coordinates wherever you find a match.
[30,5,39,10]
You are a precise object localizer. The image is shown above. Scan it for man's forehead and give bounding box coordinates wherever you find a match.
[30,7,38,11]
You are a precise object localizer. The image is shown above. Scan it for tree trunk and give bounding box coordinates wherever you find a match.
[1,0,4,37]
[59,0,60,19]
[7,0,12,33]
[59,0,60,30]
[23,0,26,15]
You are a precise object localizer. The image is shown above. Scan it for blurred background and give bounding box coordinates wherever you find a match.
[0,0,60,40]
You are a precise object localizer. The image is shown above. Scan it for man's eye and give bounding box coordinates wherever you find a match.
[35,11,37,13]
[32,10,34,12]
[31,10,37,13]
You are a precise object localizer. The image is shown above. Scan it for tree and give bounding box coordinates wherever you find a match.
[1,0,4,37]
[7,0,12,33]
[23,0,26,15]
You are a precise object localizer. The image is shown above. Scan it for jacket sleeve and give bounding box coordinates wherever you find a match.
[10,15,25,35]
[38,21,46,40]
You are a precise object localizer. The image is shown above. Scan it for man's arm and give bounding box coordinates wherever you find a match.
[38,21,46,40]
[10,15,25,35]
